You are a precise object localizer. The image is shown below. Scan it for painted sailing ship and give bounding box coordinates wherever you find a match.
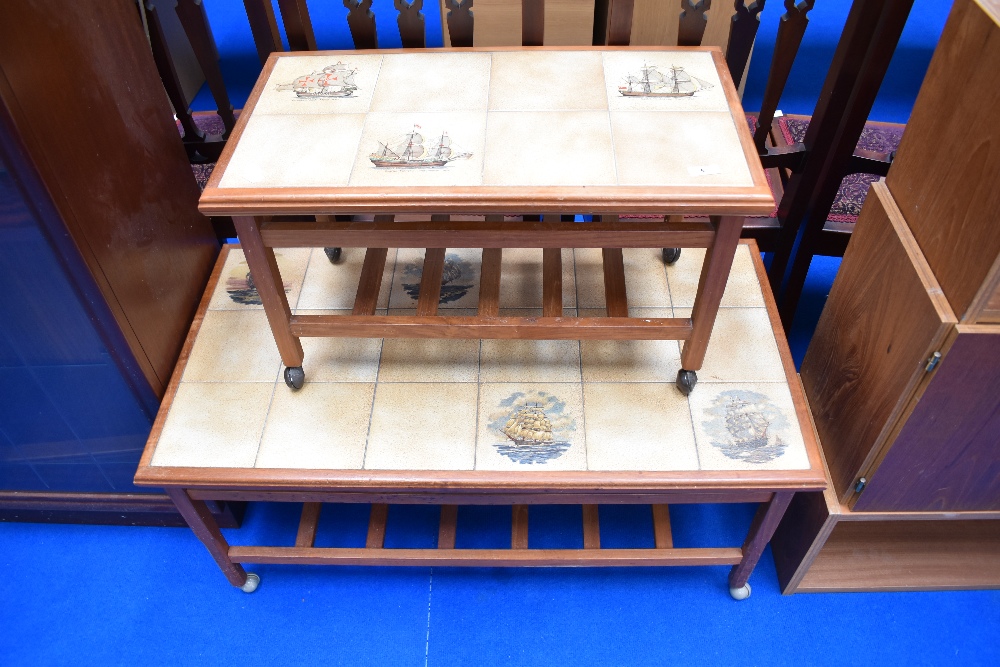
[369,126,471,168]
[619,64,714,97]
[276,62,358,98]
[502,404,554,447]
[722,395,786,458]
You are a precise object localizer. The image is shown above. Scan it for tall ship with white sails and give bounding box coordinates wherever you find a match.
[619,64,714,98]
[370,126,471,168]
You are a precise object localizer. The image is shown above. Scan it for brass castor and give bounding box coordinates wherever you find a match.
[284,366,305,390]
[675,369,697,396]
[324,247,343,263]
[662,247,682,265]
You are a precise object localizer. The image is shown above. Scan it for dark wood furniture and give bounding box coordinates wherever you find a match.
[0,0,234,525]
[772,0,1000,592]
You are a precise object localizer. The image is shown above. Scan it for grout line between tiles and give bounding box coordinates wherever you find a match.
[252,377,281,468]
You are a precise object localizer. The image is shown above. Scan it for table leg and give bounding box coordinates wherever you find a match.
[728,491,795,599]
[677,215,742,395]
[233,215,304,388]
[166,488,258,592]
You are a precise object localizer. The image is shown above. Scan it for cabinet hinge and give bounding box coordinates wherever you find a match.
[924,351,942,372]
[854,477,867,494]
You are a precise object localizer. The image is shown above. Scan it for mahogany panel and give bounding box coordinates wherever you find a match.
[884,0,1000,320]
[800,183,955,501]
[854,328,1000,511]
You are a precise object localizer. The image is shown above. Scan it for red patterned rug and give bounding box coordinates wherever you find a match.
[181,111,905,225]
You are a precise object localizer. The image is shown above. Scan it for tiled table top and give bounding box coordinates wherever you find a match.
[199,48,774,216]
[141,243,822,480]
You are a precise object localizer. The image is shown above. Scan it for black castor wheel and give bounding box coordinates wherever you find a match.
[284,366,305,390]
[662,248,682,265]
[324,247,343,263]
[675,369,697,396]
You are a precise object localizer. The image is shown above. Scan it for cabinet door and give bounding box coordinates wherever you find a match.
[854,327,1000,511]
[801,182,956,503]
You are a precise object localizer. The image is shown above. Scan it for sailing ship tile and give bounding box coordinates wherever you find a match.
[297,247,395,311]
[255,54,383,115]
[292,310,383,383]
[256,382,375,470]
[348,111,487,187]
[387,247,482,310]
[667,244,767,308]
[151,382,272,468]
[209,248,311,311]
[579,308,682,383]
[489,51,608,111]
[611,111,754,188]
[364,382,477,470]
[480,311,583,384]
[482,111,616,186]
[370,53,491,113]
[378,309,480,383]
[689,382,810,471]
[499,248,577,309]
[574,248,671,309]
[602,51,729,113]
[475,383,587,471]
[181,310,282,383]
[218,114,366,189]
[673,308,786,383]
[583,383,699,471]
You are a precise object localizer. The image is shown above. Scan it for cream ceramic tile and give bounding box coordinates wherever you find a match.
[297,247,394,311]
[611,111,754,187]
[254,54,383,115]
[498,248,576,309]
[480,310,582,383]
[364,382,477,470]
[579,308,681,383]
[689,382,810,471]
[489,51,608,111]
[476,383,587,471]
[370,52,491,112]
[388,247,482,309]
[182,310,282,383]
[151,382,272,467]
[218,113,366,188]
[602,51,729,113]
[209,248,312,311]
[289,310,383,383]
[255,382,374,469]
[583,383,698,471]
[667,243,767,308]
[674,307,786,383]
[348,111,487,187]
[482,111,616,186]
[574,248,670,308]
[378,309,480,383]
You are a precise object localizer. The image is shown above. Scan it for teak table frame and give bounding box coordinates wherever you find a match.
[198,47,776,396]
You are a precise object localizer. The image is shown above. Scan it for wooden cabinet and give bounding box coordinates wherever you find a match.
[772,0,1000,591]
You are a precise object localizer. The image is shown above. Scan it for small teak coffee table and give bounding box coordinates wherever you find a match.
[198,46,774,396]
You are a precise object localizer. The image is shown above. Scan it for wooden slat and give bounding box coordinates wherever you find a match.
[366,503,388,548]
[522,0,545,45]
[606,0,634,45]
[582,504,601,549]
[677,0,711,46]
[175,0,236,134]
[345,0,379,49]
[276,0,317,50]
[512,504,529,548]
[242,0,283,64]
[260,219,716,249]
[725,0,766,87]
[295,502,322,548]
[416,248,447,316]
[602,248,629,317]
[289,314,692,340]
[542,248,563,317]
[229,545,746,566]
[478,248,503,317]
[652,504,673,548]
[443,0,474,47]
[352,248,389,316]
[438,505,458,549]
[395,0,427,48]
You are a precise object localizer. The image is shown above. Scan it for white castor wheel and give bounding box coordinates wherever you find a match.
[729,583,751,601]
[284,366,305,390]
[324,247,343,263]
[675,369,697,396]
[240,573,260,593]
[662,247,682,265]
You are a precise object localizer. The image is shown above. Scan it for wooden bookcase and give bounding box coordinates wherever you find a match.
[772,0,1000,592]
